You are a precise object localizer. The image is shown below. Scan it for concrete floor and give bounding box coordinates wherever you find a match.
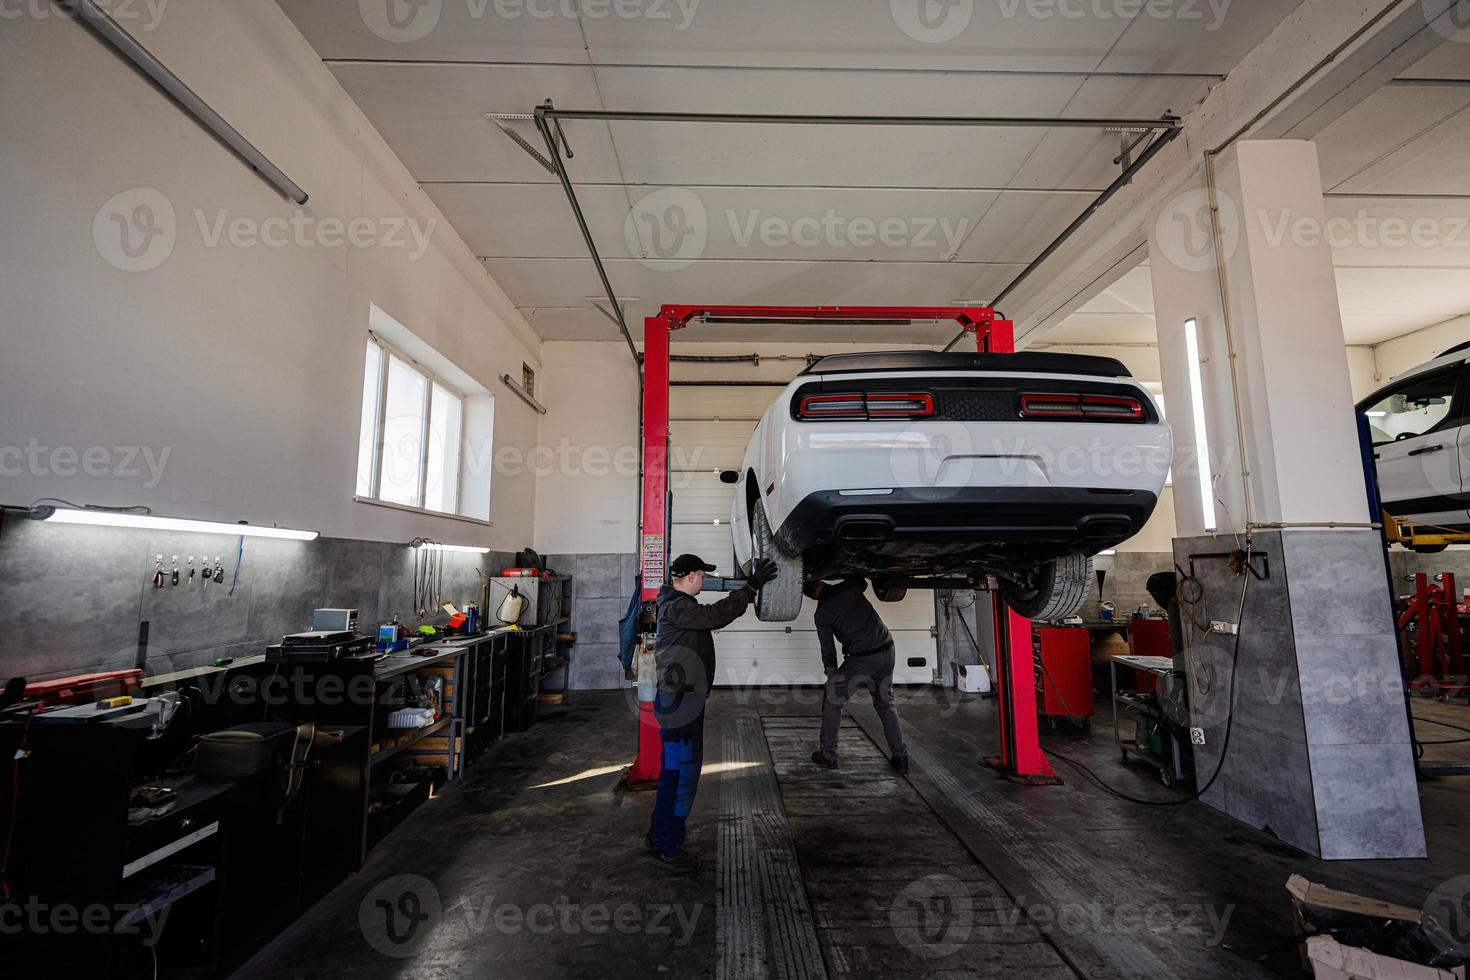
[236,686,1470,979]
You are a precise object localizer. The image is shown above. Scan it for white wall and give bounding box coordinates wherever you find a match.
[0,0,541,550]
[532,342,642,555]
[1373,315,1470,382]
[1346,345,1379,400]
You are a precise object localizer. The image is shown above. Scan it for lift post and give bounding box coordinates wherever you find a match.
[624,305,1055,789]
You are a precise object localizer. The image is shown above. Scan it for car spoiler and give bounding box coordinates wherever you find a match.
[801,350,1132,378]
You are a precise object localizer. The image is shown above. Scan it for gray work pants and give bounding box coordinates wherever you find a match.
[819,645,907,762]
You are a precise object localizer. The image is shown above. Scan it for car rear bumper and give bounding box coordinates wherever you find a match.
[776,486,1159,556]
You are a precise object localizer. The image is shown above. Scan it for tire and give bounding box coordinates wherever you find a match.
[1000,553,1092,621]
[752,503,804,622]
[1412,543,1449,554]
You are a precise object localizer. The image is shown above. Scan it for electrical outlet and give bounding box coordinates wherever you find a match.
[1190,727,1206,745]
[1209,621,1238,635]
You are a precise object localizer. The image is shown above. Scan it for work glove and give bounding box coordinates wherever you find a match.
[747,558,779,590]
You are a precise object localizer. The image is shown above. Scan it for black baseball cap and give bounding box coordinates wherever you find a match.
[670,554,717,577]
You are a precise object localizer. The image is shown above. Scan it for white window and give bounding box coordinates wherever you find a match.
[357,335,468,515]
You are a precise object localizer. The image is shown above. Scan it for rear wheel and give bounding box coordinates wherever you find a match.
[1000,554,1092,621]
[752,503,803,622]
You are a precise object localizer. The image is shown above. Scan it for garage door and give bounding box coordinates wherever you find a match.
[668,384,936,686]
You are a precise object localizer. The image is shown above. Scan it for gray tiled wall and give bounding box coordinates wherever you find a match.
[543,552,637,692]
[1174,529,1425,860]
[0,513,517,683]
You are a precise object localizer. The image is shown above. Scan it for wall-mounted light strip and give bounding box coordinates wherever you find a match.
[1183,318,1217,533]
[500,375,548,415]
[412,541,491,555]
[68,0,308,205]
[33,506,318,540]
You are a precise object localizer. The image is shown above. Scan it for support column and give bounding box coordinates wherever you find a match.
[1148,140,1424,859]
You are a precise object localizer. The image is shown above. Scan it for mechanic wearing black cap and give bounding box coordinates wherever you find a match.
[647,552,778,873]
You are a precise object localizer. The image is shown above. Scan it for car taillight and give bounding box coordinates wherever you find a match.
[798,394,867,419]
[865,392,936,419]
[797,392,936,421]
[1018,392,1144,421]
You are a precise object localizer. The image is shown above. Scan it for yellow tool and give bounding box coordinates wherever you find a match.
[96,696,134,710]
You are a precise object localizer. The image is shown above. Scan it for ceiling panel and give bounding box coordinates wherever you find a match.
[274,0,1316,344]
[1403,43,1470,81]
[484,255,1009,308]
[278,0,591,62]
[1321,198,1470,269]
[1334,266,1470,322]
[577,0,1131,71]
[1316,84,1470,195]
[1333,106,1470,197]
[1042,311,1158,344]
[326,63,621,183]
[1095,0,1305,75]
[521,305,966,344]
[1339,311,1459,347]
[601,120,1056,188]
[425,182,627,257]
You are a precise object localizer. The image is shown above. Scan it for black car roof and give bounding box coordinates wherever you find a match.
[800,350,1132,378]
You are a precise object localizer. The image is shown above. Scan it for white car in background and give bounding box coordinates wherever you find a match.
[723,350,1173,622]
[1359,341,1470,551]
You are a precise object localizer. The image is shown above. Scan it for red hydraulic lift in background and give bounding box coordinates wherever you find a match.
[624,305,1056,788]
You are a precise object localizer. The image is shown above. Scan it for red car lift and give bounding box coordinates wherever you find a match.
[1399,571,1467,696]
[623,305,1057,789]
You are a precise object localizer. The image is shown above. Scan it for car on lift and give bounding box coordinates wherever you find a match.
[1358,340,1470,551]
[723,350,1172,622]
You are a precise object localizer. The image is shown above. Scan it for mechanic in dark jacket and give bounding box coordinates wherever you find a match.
[648,553,777,873]
[805,576,909,774]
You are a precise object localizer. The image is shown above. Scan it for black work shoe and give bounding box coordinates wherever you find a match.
[649,849,700,875]
[891,755,910,775]
[811,750,838,770]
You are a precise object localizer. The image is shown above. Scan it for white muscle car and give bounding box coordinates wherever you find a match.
[723,350,1173,622]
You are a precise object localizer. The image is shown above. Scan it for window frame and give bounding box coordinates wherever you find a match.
[1359,363,1469,448]
[359,332,468,515]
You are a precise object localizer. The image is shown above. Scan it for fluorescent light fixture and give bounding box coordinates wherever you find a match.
[1365,411,1387,418]
[500,374,548,415]
[69,0,308,205]
[1183,318,1217,533]
[1100,549,1117,556]
[413,541,491,554]
[36,507,318,540]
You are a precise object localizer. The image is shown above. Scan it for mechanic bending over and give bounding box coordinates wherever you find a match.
[648,553,779,874]
[805,576,909,774]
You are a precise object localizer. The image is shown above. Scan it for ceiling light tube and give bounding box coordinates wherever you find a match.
[34,506,318,540]
[1183,318,1217,533]
[69,0,308,205]
[413,541,491,554]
